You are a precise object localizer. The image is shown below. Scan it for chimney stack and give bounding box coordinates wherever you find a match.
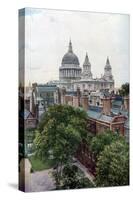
[102,97,112,115]
[124,96,129,111]
[30,90,36,117]
[77,87,81,106]
[61,87,66,104]
[73,96,79,108]
[65,95,73,105]
[81,95,89,111]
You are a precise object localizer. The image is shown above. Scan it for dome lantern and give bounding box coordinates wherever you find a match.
[68,39,73,53]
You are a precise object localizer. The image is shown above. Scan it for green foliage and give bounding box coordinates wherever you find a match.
[90,130,124,159]
[34,105,88,159]
[37,113,47,133]
[53,164,94,189]
[95,140,129,187]
[29,155,56,171]
[85,133,94,146]
[119,83,129,97]
[34,105,88,182]
[89,130,129,187]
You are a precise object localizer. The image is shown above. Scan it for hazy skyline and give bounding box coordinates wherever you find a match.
[19,8,130,87]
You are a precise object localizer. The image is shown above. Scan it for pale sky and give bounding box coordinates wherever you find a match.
[19,8,130,88]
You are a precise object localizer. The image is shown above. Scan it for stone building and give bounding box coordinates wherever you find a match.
[31,83,60,120]
[73,55,114,93]
[57,40,114,93]
[59,40,82,90]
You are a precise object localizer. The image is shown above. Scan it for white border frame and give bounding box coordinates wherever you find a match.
[0,0,132,199]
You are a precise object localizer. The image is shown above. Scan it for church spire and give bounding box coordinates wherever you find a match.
[83,52,90,66]
[68,39,73,53]
[106,56,110,65]
[104,56,113,81]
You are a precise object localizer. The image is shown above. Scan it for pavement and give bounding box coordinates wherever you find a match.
[30,169,56,192]
[29,159,95,192]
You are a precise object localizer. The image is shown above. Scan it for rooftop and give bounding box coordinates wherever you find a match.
[87,109,113,123]
[36,84,58,93]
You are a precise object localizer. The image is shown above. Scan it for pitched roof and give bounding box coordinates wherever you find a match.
[20,109,34,120]
[87,110,101,120]
[87,108,113,123]
[37,85,58,93]
[112,100,122,107]
[100,114,113,123]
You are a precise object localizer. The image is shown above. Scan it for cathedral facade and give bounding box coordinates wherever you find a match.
[58,40,114,93]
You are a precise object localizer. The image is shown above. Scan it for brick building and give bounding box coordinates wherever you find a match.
[60,88,129,137]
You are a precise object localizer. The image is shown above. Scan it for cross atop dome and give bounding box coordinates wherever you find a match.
[68,39,73,53]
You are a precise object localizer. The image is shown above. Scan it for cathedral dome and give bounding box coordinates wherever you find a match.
[61,40,80,65]
[62,52,79,65]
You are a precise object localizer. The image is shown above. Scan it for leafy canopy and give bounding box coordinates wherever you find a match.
[95,140,129,187]
[90,130,125,159]
[34,105,88,165]
[54,164,94,189]
[119,83,129,97]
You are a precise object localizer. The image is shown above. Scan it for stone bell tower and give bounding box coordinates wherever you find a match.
[103,57,113,81]
[82,53,93,79]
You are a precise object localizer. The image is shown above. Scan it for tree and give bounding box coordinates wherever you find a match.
[54,164,94,189]
[95,140,129,187]
[90,130,123,159]
[34,104,88,184]
[119,83,129,97]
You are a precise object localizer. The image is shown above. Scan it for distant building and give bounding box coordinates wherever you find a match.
[20,109,37,129]
[60,87,129,137]
[25,40,128,135]
[59,40,82,90]
[54,40,115,92]
[31,83,60,120]
[87,104,127,136]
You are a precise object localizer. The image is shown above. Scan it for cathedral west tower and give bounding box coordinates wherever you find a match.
[103,57,113,81]
[82,53,93,79]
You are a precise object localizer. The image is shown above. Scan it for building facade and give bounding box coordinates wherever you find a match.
[59,40,82,90]
[31,83,60,120]
[60,88,129,137]
[58,40,114,93]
